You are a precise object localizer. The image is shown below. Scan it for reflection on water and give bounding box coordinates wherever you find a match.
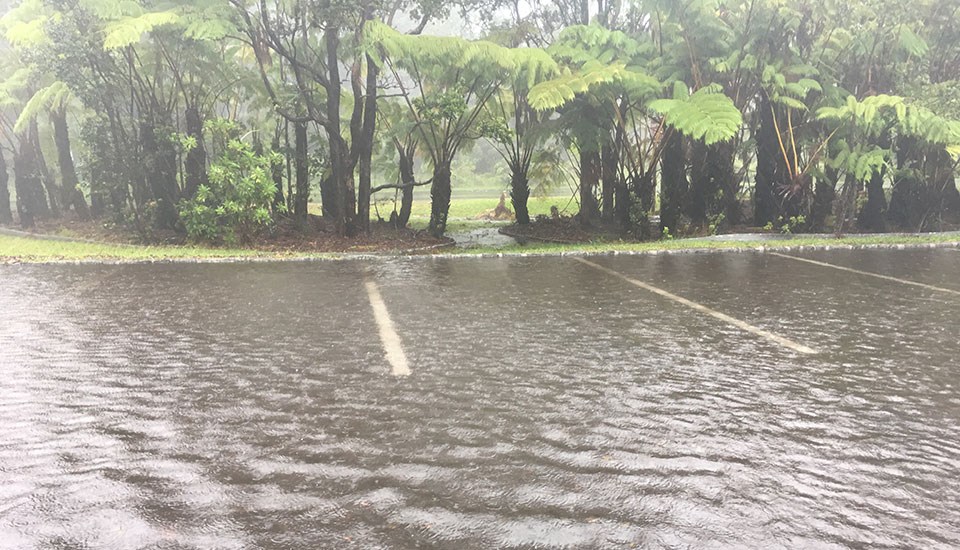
[1,251,959,549]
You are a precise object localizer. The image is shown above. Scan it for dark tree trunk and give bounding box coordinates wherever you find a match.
[888,137,921,230]
[754,95,780,227]
[397,145,415,228]
[428,160,452,237]
[51,109,90,221]
[30,121,57,217]
[0,150,12,225]
[270,133,285,212]
[293,120,310,221]
[13,137,46,228]
[140,120,180,230]
[857,130,890,232]
[935,148,960,225]
[659,131,686,234]
[90,187,106,217]
[601,142,616,223]
[578,149,601,226]
[324,27,356,234]
[356,56,378,233]
[715,140,740,226]
[810,167,838,231]
[183,105,207,199]
[510,168,530,225]
[614,174,631,232]
[687,140,711,225]
[858,168,887,231]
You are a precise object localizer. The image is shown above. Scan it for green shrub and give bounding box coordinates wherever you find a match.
[179,139,281,245]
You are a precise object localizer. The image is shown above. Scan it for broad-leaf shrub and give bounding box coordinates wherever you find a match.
[179,137,281,245]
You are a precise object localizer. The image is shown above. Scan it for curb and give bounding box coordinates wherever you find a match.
[3,239,959,266]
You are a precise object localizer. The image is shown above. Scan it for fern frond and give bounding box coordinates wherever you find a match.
[649,87,742,145]
[103,11,179,50]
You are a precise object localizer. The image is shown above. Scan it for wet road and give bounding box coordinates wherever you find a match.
[1,249,959,549]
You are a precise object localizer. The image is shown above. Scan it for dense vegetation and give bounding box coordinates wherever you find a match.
[1,0,959,245]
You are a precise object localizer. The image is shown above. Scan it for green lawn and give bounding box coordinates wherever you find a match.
[0,234,268,262]
[369,196,575,231]
[3,230,957,263]
[461,234,960,255]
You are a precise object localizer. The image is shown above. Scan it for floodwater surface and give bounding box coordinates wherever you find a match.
[1,249,959,549]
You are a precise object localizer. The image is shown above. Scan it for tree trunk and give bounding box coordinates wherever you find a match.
[356,55,378,233]
[659,131,686,234]
[51,109,90,221]
[715,140,740,226]
[858,168,887,231]
[183,105,207,200]
[428,160,452,237]
[754,95,780,227]
[687,140,711,225]
[270,133,285,212]
[934,148,960,225]
[324,27,355,234]
[294,120,310,221]
[140,120,179,230]
[0,150,12,225]
[601,141,616,223]
[578,149,601,226]
[30,121,56,217]
[810,167,837,231]
[510,167,530,225]
[397,145,415,228]
[13,137,46,228]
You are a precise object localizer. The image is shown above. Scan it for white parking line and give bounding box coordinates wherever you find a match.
[574,257,818,355]
[769,252,960,296]
[364,280,411,376]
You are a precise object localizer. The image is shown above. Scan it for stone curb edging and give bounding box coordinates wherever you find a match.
[3,239,959,266]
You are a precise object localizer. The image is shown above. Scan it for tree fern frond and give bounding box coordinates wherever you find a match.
[649,87,742,145]
[103,11,180,50]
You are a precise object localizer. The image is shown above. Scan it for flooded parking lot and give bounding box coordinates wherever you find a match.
[2,248,959,549]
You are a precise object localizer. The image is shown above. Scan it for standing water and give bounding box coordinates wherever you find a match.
[2,250,959,548]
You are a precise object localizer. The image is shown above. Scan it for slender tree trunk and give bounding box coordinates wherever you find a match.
[601,142,616,223]
[30,121,57,217]
[510,166,530,225]
[183,105,207,199]
[294,120,310,221]
[428,160,452,237]
[270,133,285,212]
[614,174,631,232]
[51,109,90,221]
[578,149,601,226]
[659,131,686,234]
[324,27,355,234]
[0,150,12,225]
[397,145,415,228]
[357,56,378,233]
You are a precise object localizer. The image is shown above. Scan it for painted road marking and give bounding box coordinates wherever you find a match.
[769,252,960,297]
[364,280,411,376]
[574,257,818,355]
